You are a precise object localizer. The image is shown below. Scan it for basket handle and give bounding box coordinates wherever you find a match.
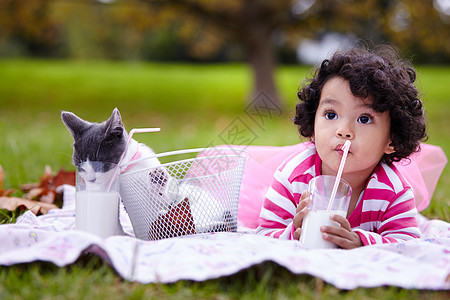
[120,146,249,170]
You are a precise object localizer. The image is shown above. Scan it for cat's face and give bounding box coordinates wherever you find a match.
[61,108,127,186]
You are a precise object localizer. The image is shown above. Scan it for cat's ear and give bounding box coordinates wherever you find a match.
[105,108,125,137]
[61,111,90,138]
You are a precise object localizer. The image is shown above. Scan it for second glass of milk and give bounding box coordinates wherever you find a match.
[300,175,352,249]
[75,162,120,239]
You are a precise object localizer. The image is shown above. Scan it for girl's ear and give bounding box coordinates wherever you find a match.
[384,141,395,155]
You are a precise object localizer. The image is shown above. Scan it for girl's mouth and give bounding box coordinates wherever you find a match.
[335,144,349,155]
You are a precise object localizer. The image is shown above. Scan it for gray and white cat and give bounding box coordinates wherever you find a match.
[62,108,231,238]
[62,108,175,236]
[61,108,161,187]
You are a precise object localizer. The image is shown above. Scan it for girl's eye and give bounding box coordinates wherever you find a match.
[358,115,373,124]
[325,112,337,120]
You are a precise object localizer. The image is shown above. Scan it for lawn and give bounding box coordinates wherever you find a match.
[0,59,448,298]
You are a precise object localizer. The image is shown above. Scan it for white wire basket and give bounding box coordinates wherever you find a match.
[120,147,247,240]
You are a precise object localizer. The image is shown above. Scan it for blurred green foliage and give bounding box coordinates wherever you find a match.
[0,0,449,63]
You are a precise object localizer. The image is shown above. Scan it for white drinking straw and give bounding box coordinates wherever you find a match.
[326,140,351,212]
[106,127,161,192]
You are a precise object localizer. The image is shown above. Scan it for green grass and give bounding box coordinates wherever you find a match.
[0,59,449,298]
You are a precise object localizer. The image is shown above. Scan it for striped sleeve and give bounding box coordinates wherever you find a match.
[256,169,297,239]
[255,147,316,240]
[353,164,421,246]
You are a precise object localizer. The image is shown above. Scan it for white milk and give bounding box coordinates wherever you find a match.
[75,190,120,239]
[300,210,346,249]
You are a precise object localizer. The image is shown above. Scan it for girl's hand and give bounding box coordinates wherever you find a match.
[293,190,310,240]
[320,214,362,249]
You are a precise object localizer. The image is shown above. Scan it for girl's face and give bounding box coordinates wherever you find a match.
[313,77,394,177]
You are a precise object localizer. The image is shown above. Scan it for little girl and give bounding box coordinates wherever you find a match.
[256,46,427,249]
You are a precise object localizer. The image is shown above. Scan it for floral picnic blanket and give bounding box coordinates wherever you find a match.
[0,142,449,290]
[0,184,448,290]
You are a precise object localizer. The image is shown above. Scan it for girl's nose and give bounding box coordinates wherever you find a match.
[336,123,354,139]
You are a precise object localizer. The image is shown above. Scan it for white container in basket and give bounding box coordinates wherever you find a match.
[120,147,247,240]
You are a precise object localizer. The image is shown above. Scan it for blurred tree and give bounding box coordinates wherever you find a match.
[317,0,450,64]
[0,0,62,56]
[132,0,322,110]
[1,0,449,107]
[131,0,450,108]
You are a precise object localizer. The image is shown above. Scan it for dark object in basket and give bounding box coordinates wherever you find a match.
[148,197,195,240]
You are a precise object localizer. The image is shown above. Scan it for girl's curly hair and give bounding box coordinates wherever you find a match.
[293,46,427,164]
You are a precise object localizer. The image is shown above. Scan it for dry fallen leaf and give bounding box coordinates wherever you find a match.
[0,165,75,216]
[21,165,75,205]
[0,196,58,215]
[51,168,76,189]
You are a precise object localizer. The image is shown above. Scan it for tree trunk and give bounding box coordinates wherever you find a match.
[141,0,285,111]
[241,23,283,112]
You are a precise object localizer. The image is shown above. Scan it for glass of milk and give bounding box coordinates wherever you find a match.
[75,162,120,239]
[300,175,352,249]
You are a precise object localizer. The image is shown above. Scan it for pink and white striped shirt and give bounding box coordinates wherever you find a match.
[256,144,421,246]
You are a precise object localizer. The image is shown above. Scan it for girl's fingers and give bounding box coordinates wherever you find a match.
[293,207,308,229]
[330,214,352,231]
[294,227,302,240]
[296,190,310,214]
[319,216,363,249]
[320,224,347,238]
[321,228,362,249]
[294,190,310,233]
